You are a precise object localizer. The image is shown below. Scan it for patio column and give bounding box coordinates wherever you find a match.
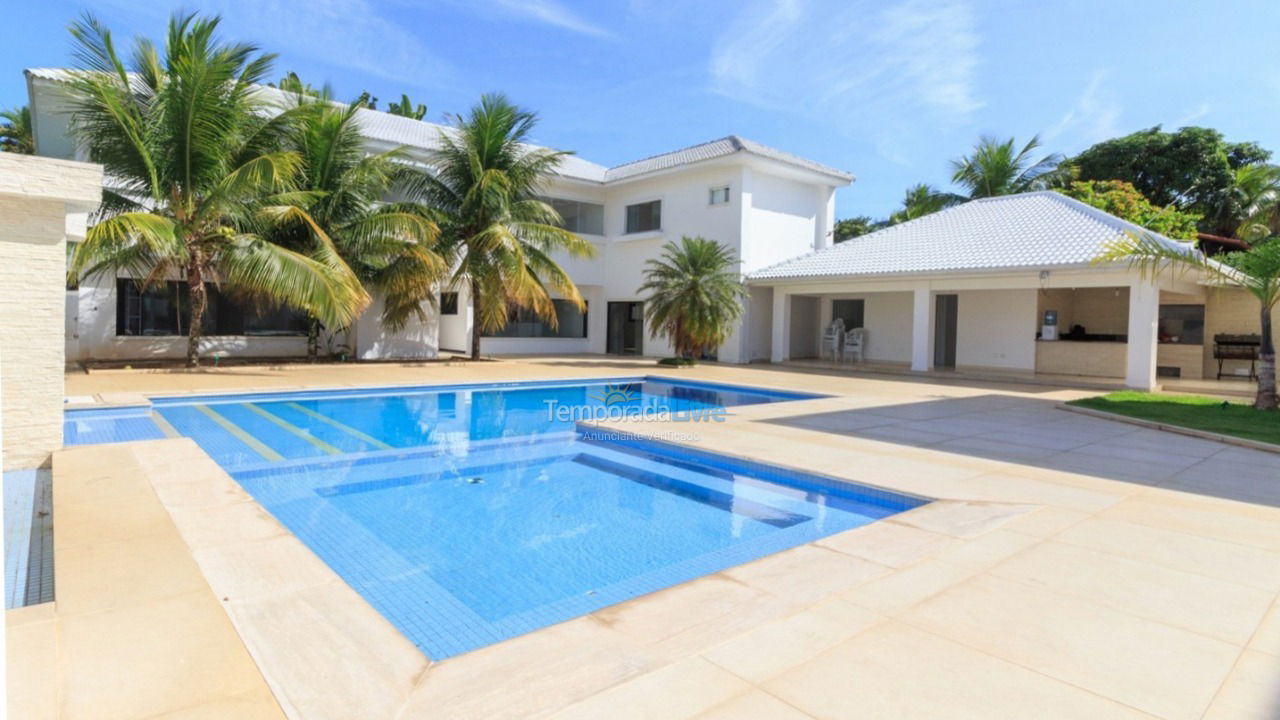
[910,286,931,372]
[771,289,790,363]
[1125,279,1160,390]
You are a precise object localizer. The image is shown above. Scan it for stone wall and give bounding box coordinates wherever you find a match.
[0,154,102,469]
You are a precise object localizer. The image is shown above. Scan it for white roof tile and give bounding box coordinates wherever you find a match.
[750,191,1198,281]
[26,68,846,186]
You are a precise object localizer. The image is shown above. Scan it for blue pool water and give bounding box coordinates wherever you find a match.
[64,376,925,658]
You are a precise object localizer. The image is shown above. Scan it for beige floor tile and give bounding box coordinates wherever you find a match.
[989,540,1274,644]
[403,616,661,720]
[765,622,1154,720]
[191,534,337,602]
[54,529,212,615]
[593,573,788,649]
[144,686,285,720]
[166,500,289,550]
[1249,602,1280,656]
[996,505,1090,537]
[700,598,880,683]
[148,468,255,509]
[58,590,269,720]
[901,575,1239,719]
[1055,517,1280,592]
[1098,495,1280,551]
[936,472,1127,511]
[816,520,957,568]
[7,605,57,720]
[549,657,750,720]
[1202,650,1280,720]
[929,528,1041,569]
[722,545,891,604]
[221,582,427,720]
[891,501,1036,537]
[53,495,175,550]
[691,689,814,720]
[840,559,976,615]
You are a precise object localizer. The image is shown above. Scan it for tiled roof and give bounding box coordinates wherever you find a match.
[26,68,847,186]
[750,191,1199,280]
[603,136,853,183]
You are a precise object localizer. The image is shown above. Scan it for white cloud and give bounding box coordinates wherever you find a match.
[1044,69,1122,149]
[483,0,613,38]
[1175,102,1211,127]
[710,0,982,135]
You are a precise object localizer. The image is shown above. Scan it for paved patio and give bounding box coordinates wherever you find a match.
[14,358,1280,719]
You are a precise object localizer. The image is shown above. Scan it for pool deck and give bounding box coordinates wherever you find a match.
[13,357,1280,719]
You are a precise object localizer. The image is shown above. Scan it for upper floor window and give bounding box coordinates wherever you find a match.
[547,198,604,235]
[625,200,662,234]
[709,186,730,206]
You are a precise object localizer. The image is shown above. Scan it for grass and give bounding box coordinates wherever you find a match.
[1067,391,1280,445]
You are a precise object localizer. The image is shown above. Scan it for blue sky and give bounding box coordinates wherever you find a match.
[4,0,1280,219]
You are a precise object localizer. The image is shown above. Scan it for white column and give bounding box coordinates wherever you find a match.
[814,186,836,250]
[771,288,791,363]
[910,286,932,372]
[1125,280,1160,390]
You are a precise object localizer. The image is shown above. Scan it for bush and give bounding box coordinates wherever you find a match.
[657,356,697,367]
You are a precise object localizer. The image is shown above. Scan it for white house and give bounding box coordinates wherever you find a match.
[750,191,1269,390]
[25,68,853,365]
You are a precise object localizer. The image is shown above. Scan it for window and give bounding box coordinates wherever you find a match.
[709,186,730,206]
[484,300,588,338]
[625,200,661,234]
[1158,304,1205,345]
[832,299,865,330]
[547,198,604,235]
[116,280,306,337]
[440,292,459,315]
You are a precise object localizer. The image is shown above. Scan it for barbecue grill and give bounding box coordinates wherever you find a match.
[1213,334,1260,380]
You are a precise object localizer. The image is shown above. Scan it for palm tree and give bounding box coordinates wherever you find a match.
[890,184,963,224]
[279,97,446,358]
[637,236,747,360]
[404,93,595,360]
[65,12,367,367]
[1225,164,1280,242]
[951,135,1062,199]
[1097,233,1279,410]
[0,105,34,153]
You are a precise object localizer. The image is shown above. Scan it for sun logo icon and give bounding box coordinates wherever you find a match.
[591,384,638,406]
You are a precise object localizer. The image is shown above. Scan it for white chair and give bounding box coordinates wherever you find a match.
[821,319,845,362]
[842,327,865,364]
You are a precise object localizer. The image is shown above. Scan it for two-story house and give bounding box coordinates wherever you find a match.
[26,68,853,364]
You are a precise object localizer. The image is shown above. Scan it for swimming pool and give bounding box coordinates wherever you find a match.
[65,376,925,658]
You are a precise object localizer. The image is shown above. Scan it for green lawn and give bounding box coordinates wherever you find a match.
[1067,391,1280,446]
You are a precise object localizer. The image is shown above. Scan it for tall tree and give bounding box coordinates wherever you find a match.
[637,236,746,360]
[65,12,367,366]
[1222,164,1280,242]
[386,94,427,121]
[950,135,1062,198]
[0,105,34,153]
[833,216,879,243]
[1073,126,1271,233]
[1061,180,1201,239]
[890,184,963,224]
[404,93,595,360]
[1097,233,1280,410]
[277,96,446,358]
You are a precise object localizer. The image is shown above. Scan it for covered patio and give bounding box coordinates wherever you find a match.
[751,192,1267,393]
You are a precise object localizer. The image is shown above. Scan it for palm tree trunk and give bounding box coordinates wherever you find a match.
[1257,304,1277,410]
[470,282,481,361]
[185,258,207,368]
[307,318,320,362]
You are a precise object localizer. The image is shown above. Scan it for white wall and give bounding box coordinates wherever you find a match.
[352,293,438,360]
[743,171,823,273]
[954,289,1037,370]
